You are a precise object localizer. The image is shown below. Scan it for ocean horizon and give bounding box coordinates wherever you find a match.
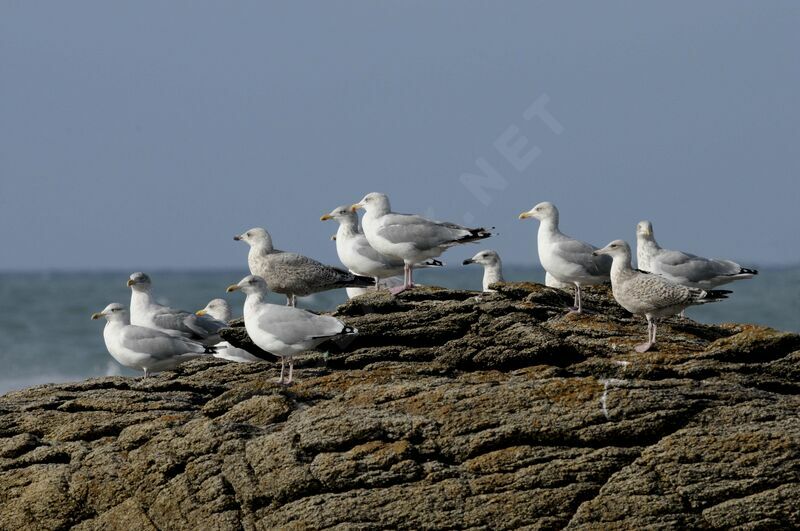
[1,265,797,395]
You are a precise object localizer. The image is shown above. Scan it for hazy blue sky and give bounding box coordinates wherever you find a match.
[2,1,798,271]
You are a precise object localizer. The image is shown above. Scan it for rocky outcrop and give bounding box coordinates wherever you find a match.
[0,283,798,530]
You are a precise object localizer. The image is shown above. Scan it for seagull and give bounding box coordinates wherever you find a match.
[321,204,443,289]
[545,272,572,290]
[128,272,226,346]
[519,202,611,313]
[92,303,214,378]
[636,220,758,288]
[351,192,493,294]
[196,299,261,363]
[462,250,504,292]
[346,277,405,299]
[226,275,358,384]
[593,240,731,352]
[234,228,373,307]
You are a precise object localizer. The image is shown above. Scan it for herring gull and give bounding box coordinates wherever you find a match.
[351,192,493,294]
[636,220,758,288]
[519,202,611,313]
[128,272,226,346]
[321,204,443,289]
[227,275,358,384]
[234,227,373,307]
[593,240,731,352]
[462,250,504,292]
[92,303,213,378]
[196,299,261,363]
[545,272,572,291]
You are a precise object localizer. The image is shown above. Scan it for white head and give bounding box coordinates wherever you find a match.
[127,272,152,292]
[351,192,390,214]
[91,303,129,323]
[233,227,272,249]
[226,275,269,296]
[320,205,358,225]
[592,239,632,260]
[462,249,502,267]
[518,201,559,222]
[196,298,231,322]
[636,220,654,240]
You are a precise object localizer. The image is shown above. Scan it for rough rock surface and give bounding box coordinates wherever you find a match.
[0,283,798,530]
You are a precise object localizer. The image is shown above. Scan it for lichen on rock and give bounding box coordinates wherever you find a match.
[0,283,798,529]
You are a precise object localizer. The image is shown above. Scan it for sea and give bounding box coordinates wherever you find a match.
[1,266,798,395]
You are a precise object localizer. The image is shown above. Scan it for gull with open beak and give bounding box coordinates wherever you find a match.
[593,240,731,352]
[92,303,214,379]
[226,275,358,384]
[519,201,611,313]
[321,204,443,290]
[233,228,373,307]
[351,192,493,294]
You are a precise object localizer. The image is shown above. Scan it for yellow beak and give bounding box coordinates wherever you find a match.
[226,284,240,293]
[91,312,103,320]
[195,309,207,316]
[320,214,332,221]
[518,211,533,219]
[350,203,363,212]
[126,279,135,287]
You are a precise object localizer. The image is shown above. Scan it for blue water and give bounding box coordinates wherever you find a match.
[0,266,798,395]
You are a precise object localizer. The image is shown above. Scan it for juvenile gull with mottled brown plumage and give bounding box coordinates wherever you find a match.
[234,227,373,307]
[594,240,731,353]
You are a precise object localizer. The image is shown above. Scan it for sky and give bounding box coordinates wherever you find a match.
[1,1,798,271]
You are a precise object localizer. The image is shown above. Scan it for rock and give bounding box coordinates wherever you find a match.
[0,282,798,529]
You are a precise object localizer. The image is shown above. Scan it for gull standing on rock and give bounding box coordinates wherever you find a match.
[351,192,493,294]
[227,275,358,384]
[636,220,758,288]
[196,299,261,363]
[234,228,373,307]
[593,240,731,352]
[92,303,214,378]
[519,202,611,313]
[321,205,443,289]
[128,272,226,346]
[462,250,504,292]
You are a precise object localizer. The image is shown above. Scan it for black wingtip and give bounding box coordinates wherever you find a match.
[740,267,759,275]
[705,289,733,300]
[204,346,217,354]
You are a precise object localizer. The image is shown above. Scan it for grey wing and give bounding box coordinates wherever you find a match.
[270,252,356,285]
[151,307,199,337]
[120,326,207,358]
[257,306,346,345]
[377,214,467,249]
[553,238,611,276]
[654,249,742,282]
[627,274,691,309]
[187,313,226,336]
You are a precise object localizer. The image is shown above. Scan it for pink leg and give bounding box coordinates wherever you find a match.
[635,317,655,352]
[567,284,582,313]
[286,358,294,385]
[277,357,285,384]
[390,264,413,295]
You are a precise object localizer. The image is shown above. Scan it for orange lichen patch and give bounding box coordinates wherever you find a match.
[532,378,602,406]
